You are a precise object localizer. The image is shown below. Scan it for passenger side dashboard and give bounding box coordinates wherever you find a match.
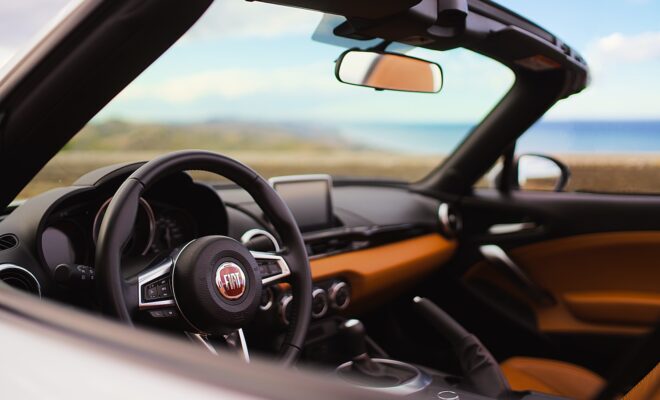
[220,182,457,316]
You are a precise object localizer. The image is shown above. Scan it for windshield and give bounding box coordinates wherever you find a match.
[17,1,513,199]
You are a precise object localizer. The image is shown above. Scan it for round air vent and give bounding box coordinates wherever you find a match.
[0,264,41,297]
[240,229,280,252]
[0,234,18,251]
[438,203,462,238]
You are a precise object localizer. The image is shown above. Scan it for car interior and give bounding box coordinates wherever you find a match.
[0,0,657,399]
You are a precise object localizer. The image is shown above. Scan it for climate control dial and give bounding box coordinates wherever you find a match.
[328,281,351,310]
[311,288,329,318]
[279,294,293,326]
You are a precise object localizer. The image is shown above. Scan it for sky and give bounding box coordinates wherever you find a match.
[0,0,659,125]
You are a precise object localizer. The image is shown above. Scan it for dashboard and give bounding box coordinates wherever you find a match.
[0,162,456,352]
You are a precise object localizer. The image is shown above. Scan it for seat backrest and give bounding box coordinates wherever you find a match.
[624,363,660,400]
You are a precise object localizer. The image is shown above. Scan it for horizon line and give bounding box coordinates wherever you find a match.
[90,117,660,125]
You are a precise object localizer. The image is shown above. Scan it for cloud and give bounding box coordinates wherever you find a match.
[545,30,660,120]
[430,48,514,91]
[0,1,320,70]
[119,63,339,103]
[185,1,321,41]
[586,31,660,72]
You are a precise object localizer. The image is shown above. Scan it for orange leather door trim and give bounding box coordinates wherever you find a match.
[563,291,660,326]
[311,233,456,311]
[467,231,660,335]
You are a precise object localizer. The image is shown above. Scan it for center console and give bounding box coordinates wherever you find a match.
[335,319,435,396]
[330,316,565,400]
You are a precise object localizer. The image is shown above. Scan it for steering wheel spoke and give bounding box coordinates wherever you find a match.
[186,332,219,355]
[186,330,250,363]
[224,328,251,363]
[252,251,291,286]
[137,256,175,310]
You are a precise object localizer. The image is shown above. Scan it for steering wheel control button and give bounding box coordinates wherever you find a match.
[257,258,282,278]
[215,262,247,300]
[329,281,351,310]
[149,308,178,319]
[143,277,173,302]
[164,309,178,318]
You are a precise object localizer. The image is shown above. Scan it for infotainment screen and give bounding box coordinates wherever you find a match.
[270,175,334,232]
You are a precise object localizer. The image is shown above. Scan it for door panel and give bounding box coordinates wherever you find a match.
[453,189,660,371]
[466,231,660,335]
[563,291,660,326]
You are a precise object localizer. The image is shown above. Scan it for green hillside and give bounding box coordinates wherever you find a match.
[66,120,353,152]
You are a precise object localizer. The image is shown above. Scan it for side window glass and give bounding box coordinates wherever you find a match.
[513,122,660,194]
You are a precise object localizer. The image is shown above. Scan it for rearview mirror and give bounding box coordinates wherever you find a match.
[335,50,443,93]
[516,154,570,192]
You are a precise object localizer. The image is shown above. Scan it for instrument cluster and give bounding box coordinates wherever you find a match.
[39,172,228,276]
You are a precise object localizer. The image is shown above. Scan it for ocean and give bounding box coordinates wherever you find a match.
[337,120,660,155]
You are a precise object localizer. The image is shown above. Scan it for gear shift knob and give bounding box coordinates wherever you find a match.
[337,318,420,386]
[339,319,367,357]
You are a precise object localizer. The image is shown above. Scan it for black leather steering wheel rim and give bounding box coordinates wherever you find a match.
[95,150,312,365]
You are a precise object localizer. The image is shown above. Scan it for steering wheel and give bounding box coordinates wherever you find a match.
[94,150,312,366]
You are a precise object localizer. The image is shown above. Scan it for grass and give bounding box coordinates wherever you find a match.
[17,150,442,198]
[20,151,660,199]
[16,121,660,198]
[559,154,660,194]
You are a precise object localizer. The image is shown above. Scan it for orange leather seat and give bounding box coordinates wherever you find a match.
[501,357,606,400]
[624,362,659,400]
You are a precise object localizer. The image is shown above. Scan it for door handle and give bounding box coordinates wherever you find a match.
[479,244,555,306]
[488,222,537,235]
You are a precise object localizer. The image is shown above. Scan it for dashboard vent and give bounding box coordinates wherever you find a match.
[0,264,41,297]
[438,203,462,238]
[307,237,353,258]
[0,234,18,251]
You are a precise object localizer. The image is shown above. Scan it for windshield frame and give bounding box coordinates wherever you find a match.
[0,0,588,207]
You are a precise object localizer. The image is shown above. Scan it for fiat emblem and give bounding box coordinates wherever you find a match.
[215,262,247,300]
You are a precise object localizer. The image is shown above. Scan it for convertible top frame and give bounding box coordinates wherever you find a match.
[259,0,589,195]
[0,0,588,202]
